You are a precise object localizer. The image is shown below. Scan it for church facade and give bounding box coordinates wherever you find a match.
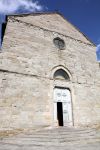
[0,13,100,130]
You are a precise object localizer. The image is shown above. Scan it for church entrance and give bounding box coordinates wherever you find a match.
[53,87,73,126]
[57,102,63,126]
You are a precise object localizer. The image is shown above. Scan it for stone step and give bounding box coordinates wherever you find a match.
[26,128,96,134]
[15,132,97,140]
[2,132,99,144]
[0,127,99,150]
[2,137,99,145]
[1,138,100,147]
[24,130,97,137]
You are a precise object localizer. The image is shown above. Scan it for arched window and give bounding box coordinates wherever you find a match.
[54,69,70,80]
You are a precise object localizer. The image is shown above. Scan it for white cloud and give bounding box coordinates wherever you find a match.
[96,44,100,51]
[96,44,100,62]
[0,0,43,14]
[97,38,100,45]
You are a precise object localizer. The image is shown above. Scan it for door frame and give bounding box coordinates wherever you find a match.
[53,86,74,127]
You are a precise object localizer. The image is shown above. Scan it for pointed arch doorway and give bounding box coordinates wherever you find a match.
[53,68,73,126]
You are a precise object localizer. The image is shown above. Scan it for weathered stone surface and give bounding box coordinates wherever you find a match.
[14,13,92,44]
[0,13,100,130]
[0,127,100,150]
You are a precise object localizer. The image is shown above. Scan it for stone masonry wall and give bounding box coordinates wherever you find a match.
[0,13,100,129]
[15,13,92,44]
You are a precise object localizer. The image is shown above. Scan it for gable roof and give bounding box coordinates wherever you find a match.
[7,12,95,46]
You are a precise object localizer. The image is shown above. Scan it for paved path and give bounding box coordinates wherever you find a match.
[0,127,100,150]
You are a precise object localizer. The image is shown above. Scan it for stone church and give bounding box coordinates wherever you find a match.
[0,12,100,130]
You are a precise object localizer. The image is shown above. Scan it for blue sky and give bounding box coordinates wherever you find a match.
[0,0,100,60]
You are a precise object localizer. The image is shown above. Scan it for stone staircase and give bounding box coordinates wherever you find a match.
[0,127,100,150]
